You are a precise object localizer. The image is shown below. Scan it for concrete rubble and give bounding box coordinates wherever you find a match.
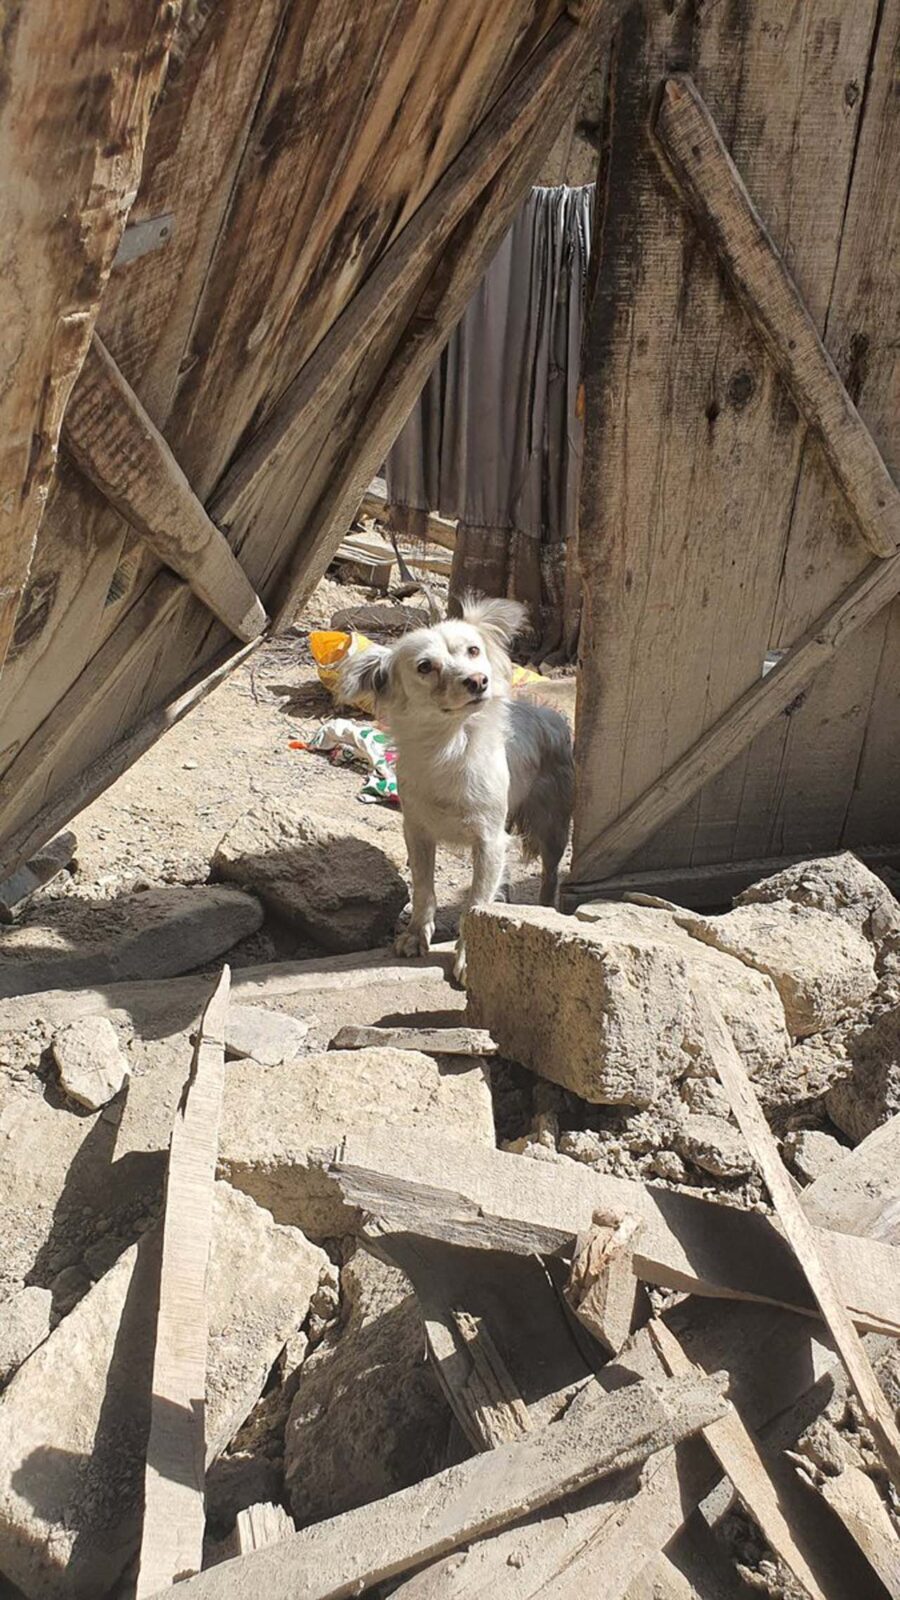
[0,850,899,1600]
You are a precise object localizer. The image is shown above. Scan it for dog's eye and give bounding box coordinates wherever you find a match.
[416,659,432,675]
[466,644,480,658]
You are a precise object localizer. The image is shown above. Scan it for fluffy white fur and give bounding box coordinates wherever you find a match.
[338,593,573,982]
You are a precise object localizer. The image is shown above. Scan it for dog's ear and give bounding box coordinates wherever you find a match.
[337,644,392,707]
[459,592,528,647]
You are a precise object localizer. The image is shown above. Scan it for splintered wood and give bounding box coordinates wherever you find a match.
[565,1210,642,1355]
[136,967,230,1598]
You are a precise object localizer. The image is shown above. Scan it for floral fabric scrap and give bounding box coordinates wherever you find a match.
[290,718,399,805]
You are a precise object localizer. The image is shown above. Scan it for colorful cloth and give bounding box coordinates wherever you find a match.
[290,719,398,805]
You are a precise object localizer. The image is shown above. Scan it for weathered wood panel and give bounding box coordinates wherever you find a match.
[0,0,180,678]
[570,0,896,893]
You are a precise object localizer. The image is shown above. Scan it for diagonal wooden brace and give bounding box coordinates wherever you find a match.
[63,336,267,643]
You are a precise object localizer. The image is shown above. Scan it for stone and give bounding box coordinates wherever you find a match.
[217,1047,494,1237]
[683,901,877,1038]
[826,1006,900,1143]
[52,1016,129,1110]
[672,1114,754,1179]
[0,1288,51,1384]
[0,1183,328,1600]
[285,1247,452,1526]
[782,1129,847,1185]
[467,905,788,1108]
[212,800,407,954]
[0,886,263,998]
[223,1004,309,1066]
[737,852,900,948]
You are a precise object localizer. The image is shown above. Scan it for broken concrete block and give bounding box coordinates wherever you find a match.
[672,1114,754,1179]
[0,886,263,998]
[783,1129,847,1185]
[683,901,877,1038]
[0,1182,328,1600]
[737,852,900,948]
[285,1247,452,1526]
[52,1016,129,1110]
[212,800,407,953]
[0,1288,51,1384]
[224,1004,309,1066]
[466,905,787,1107]
[218,1047,494,1236]
[826,1006,900,1144]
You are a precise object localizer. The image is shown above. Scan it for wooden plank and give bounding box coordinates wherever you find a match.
[330,1024,497,1056]
[145,1372,726,1600]
[63,338,267,643]
[362,481,458,551]
[817,1467,900,1598]
[570,550,900,888]
[0,830,76,923]
[439,1309,533,1449]
[326,1129,900,1335]
[649,1319,829,1600]
[655,75,899,562]
[571,0,880,885]
[565,1213,643,1356]
[562,845,900,913]
[234,1503,295,1555]
[136,967,230,1598]
[0,0,181,676]
[697,990,900,1492]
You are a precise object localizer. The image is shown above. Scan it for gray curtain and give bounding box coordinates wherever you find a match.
[385,183,594,660]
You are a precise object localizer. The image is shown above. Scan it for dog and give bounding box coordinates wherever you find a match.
[338,593,574,982]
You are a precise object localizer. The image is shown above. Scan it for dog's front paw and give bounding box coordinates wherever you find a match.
[395,924,433,959]
[452,938,467,986]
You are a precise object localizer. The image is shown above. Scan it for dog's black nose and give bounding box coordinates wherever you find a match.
[464,674,488,696]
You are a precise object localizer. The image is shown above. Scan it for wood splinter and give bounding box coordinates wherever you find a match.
[565,1209,643,1356]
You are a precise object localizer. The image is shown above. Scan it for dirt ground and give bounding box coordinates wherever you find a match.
[32,574,565,966]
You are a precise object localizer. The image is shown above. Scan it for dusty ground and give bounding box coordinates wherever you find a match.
[34,573,564,966]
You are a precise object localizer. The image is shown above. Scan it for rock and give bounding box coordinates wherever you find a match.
[49,1265,92,1317]
[212,800,407,954]
[223,1004,309,1066]
[826,1006,900,1143]
[672,1114,754,1179]
[782,1129,847,1185]
[466,905,788,1107]
[0,1289,51,1384]
[52,1016,129,1110]
[0,1183,329,1600]
[683,901,877,1038]
[737,852,900,947]
[217,1047,494,1236]
[285,1247,452,1526]
[0,886,263,998]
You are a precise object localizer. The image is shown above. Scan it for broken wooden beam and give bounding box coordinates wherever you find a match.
[234,1502,295,1555]
[0,829,76,922]
[655,75,899,562]
[147,1371,726,1600]
[136,966,230,1598]
[698,990,900,1492]
[565,1210,643,1356]
[326,1129,900,1335]
[63,337,267,644]
[330,1024,497,1056]
[816,1466,900,1598]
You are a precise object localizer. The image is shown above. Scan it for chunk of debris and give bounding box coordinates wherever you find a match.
[217,1047,494,1237]
[212,801,407,953]
[0,885,263,998]
[285,1248,453,1525]
[224,1004,310,1066]
[736,852,900,948]
[330,602,429,634]
[0,1183,329,1600]
[466,904,787,1106]
[330,1023,497,1056]
[673,1113,754,1180]
[565,1211,643,1355]
[683,901,877,1038]
[0,1287,52,1384]
[0,830,77,923]
[52,1015,129,1110]
[826,1005,900,1143]
[783,1128,847,1185]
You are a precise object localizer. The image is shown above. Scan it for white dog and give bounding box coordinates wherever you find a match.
[339,594,573,981]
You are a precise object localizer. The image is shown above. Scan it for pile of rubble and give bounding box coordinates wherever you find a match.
[0,851,899,1599]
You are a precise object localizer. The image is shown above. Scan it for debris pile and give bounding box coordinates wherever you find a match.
[0,851,898,1598]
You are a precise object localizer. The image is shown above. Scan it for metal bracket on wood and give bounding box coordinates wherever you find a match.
[113,213,176,268]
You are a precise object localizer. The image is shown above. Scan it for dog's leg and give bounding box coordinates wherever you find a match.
[454,832,507,984]
[539,846,562,907]
[396,824,437,958]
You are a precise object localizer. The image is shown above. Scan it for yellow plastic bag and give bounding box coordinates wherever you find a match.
[310,631,376,710]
